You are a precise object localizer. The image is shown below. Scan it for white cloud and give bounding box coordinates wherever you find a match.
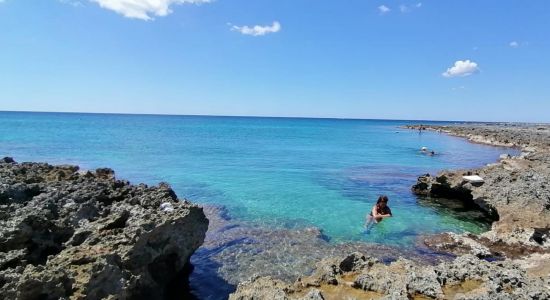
[230,21,281,36]
[416,2,422,8]
[90,0,210,21]
[509,41,519,48]
[442,60,480,78]
[378,5,390,14]
[399,5,408,13]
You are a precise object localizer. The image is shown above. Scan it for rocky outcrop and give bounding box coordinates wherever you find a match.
[407,124,550,258]
[229,252,550,299]
[422,232,550,260]
[0,158,208,299]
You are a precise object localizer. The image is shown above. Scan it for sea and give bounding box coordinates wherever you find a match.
[0,111,519,299]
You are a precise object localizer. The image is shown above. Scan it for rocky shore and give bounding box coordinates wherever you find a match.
[407,124,550,260]
[230,252,550,300]
[230,123,550,299]
[0,158,208,299]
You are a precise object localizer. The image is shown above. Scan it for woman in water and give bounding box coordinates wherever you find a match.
[365,195,392,230]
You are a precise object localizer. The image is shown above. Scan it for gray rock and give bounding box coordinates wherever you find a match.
[0,159,208,299]
[230,252,550,299]
[229,277,290,300]
[339,252,376,272]
[300,289,324,300]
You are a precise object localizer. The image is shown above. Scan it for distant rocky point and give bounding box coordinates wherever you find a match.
[0,158,208,299]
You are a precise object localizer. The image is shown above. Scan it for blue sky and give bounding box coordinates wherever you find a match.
[1,0,549,122]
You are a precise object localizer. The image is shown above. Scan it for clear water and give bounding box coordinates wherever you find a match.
[0,112,517,246]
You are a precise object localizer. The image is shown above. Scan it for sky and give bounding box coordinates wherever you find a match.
[1,0,549,122]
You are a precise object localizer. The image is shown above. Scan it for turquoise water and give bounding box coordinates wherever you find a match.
[0,112,517,245]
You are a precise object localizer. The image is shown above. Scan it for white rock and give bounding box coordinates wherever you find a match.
[160,202,174,212]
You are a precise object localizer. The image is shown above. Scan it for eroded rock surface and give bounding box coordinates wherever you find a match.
[230,252,550,300]
[0,158,208,299]
[407,124,550,257]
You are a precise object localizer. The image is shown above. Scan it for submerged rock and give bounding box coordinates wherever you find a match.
[0,159,208,299]
[189,205,444,295]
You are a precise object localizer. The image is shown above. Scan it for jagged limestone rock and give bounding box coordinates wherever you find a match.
[0,158,208,299]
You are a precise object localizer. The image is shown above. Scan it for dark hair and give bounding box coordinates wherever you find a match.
[376,195,389,204]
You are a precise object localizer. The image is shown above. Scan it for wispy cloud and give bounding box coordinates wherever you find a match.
[58,0,84,7]
[400,3,422,13]
[378,5,390,14]
[379,3,422,15]
[442,60,480,78]
[230,21,281,36]
[90,0,211,21]
[509,41,529,48]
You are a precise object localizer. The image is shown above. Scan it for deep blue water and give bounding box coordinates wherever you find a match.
[0,111,517,245]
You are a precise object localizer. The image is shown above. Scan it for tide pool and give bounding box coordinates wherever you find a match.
[0,112,517,245]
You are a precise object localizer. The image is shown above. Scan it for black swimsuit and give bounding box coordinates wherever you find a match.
[369,205,392,217]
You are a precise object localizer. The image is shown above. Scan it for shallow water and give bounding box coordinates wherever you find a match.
[188,205,454,299]
[0,112,519,298]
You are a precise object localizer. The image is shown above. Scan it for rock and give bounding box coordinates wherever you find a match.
[339,252,376,272]
[1,157,15,163]
[411,174,431,196]
[95,167,115,179]
[299,258,341,287]
[229,252,550,299]
[409,124,550,257]
[0,159,208,299]
[423,232,493,258]
[354,258,443,299]
[300,289,324,300]
[229,277,291,300]
[160,202,175,212]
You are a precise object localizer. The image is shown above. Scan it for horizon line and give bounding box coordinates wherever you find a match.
[0,109,546,125]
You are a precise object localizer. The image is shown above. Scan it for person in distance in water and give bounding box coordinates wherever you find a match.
[365,195,392,227]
